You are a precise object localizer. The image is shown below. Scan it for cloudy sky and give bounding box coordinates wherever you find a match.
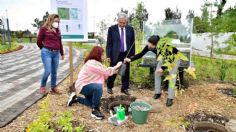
[0,0,235,32]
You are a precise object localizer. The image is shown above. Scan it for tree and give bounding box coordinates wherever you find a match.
[186,10,195,19]
[96,19,108,44]
[130,2,149,31]
[163,7,182,24]
[193,16,209,33]
[32,12,49,30]
[215,6,236,32]
[216,0,227,17]
[164,8,182,20]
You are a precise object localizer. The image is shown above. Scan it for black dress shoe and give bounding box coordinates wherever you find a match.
[107,88,113,94]
[121,89,130,95]
[166,98,173,107]
[153,93,161,99]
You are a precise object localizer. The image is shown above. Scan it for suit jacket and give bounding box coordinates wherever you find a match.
[106,24,135,64]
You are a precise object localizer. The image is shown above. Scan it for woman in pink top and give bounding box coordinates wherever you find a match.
[67,46,122,120]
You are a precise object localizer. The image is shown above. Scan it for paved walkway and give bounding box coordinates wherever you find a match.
[0,44,83,127]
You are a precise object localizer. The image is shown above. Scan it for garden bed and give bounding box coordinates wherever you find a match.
[185,111,229,131]
[0,44,23,54]
[218,88,236,98]
[1,67,236,132]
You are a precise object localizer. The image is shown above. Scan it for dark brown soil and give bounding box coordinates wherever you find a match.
[185,111,229,131]
[101,95,136,114]
[218,88,236,98]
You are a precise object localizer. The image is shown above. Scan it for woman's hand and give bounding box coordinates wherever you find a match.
[116,61,123,68]
[61,55,64,60]
[124,58,131,63]
[113,61,122,71]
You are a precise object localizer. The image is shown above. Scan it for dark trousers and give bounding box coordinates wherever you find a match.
[77,83,103,109]
[107,52,130,90]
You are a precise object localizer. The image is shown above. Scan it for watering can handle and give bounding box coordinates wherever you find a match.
[125,41,135,58]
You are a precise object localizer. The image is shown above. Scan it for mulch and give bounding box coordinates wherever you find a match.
[0,66,236,132]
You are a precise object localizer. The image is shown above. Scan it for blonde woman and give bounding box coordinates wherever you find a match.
[37,14,64,94]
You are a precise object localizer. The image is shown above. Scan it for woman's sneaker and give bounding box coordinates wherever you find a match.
[51,87,62,94]
[67,92,77,107]
[39,87,47,94]
[91,109,104,120]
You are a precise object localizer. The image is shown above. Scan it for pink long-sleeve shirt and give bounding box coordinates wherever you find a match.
[75,59,115,93]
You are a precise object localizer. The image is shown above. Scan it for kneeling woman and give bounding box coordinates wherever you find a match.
[67,46,122,120]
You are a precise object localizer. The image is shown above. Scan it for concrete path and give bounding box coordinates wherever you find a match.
[0,44,83,127]
[193,49,236,60]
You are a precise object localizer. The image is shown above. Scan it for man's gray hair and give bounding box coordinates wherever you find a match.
[117,12,128,20]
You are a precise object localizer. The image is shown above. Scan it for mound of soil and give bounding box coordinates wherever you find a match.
[218,88,236,98]
[185,111,229,131]
[101,95,136,114]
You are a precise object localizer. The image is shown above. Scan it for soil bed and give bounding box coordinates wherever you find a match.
[1,66,236,132]
[218,88,236,98]
[185,111,229,131]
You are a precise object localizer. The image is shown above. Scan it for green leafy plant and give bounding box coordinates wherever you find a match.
[219,60,228,81]
[165,116,190,130]
[232,87,236,95]
[26,97,84,132]
[157,38,196,89]
[26,96,53,132]
[0,42,19,54]
[56,111,84,132]
[74,125,84,132]
[57,111,73,132]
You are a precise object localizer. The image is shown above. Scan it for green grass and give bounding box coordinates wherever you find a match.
[192,55,236,83]
[0,42,19,54]
[68,41,236,86]
[70,42,94,51]
[215,47,236,56]
[11,37,37,44]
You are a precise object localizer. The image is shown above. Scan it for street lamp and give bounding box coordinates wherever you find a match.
[5,9,11,48]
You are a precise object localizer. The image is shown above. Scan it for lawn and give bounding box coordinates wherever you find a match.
[192,55,236,83]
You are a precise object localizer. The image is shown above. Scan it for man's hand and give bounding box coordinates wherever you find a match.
[61,55,64,60]
[124,58,131,63]
[155,68,163,74]
[107,58,111,63]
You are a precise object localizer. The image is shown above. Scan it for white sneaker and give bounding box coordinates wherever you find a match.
[67,92,76,107]
[91,109,104,120]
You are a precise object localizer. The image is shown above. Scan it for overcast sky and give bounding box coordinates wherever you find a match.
[0,0,235,32]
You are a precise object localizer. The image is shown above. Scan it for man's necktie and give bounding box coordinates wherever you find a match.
[120,28,124,52]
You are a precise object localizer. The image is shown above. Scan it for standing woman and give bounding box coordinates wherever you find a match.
[37,14,64,94]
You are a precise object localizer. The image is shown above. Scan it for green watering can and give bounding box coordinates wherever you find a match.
[116,105,125,121]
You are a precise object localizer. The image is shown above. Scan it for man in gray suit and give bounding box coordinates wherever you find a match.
[106,12,135,95]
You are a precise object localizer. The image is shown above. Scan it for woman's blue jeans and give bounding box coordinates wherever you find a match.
[40,47,59,88]
[78,83,103,109]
